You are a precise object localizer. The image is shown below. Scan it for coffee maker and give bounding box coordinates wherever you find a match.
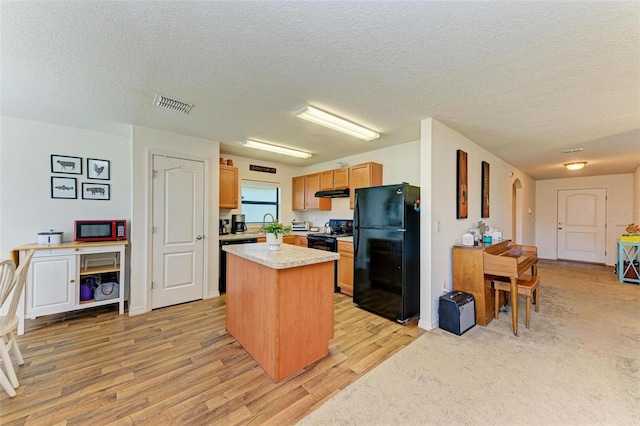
[231,214,247,234]
[219,219,229,235]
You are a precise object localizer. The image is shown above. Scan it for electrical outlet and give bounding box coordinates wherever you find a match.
[442,282,448,294]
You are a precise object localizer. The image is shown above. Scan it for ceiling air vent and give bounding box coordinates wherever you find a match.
[153,94,193,114]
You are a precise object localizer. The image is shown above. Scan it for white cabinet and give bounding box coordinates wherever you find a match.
[28,254,76,317]
[14,241,127,334]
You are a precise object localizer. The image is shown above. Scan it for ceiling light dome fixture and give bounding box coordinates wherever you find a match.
[564,161,587,171]
[295,105,380,141]
[240,139,312,159]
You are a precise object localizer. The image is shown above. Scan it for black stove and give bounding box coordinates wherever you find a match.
[307,219,353,239]
[307,219,353,293]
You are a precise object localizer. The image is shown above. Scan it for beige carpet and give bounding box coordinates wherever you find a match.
[299,263,640,425]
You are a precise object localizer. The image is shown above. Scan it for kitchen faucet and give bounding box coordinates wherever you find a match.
[262,213,275,231]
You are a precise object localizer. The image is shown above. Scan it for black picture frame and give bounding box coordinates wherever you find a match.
[481,161,490,218]
[51,177,77,199]
[456,149,468,219]
[51,155,82,174]
[87,158,110,180]
[82,182,110,200]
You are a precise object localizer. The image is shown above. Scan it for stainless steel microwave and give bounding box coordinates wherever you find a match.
[74,220,127,242]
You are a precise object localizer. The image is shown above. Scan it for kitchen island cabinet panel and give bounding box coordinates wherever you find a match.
[224,244,336,381]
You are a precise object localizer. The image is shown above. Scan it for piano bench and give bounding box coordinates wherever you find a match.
[493,275,540,329]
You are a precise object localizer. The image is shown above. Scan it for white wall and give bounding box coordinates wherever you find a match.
[0,117,131,256]
[420,118,536,330]
[130,126,219,316]
[535,174,634,265]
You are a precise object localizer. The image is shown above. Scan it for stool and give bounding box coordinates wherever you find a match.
[493,275,540,329]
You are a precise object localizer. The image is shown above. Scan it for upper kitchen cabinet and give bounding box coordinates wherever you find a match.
[292,173,331,211]
[349,162,383,209]
[320,168,349,190]
[220,165,239,209]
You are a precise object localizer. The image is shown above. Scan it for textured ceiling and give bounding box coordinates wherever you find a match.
[1,1,639,179]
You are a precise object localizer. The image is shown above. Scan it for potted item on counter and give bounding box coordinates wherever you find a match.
[37,229,63,245]
[261,220,291,251]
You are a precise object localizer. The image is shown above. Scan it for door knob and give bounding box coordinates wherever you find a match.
[196,235,203,240]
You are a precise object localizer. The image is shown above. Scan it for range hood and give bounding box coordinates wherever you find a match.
[314,188,350,198]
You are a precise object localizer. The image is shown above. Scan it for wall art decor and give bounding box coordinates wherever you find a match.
[456,149,468,219]
[82,182,110,200]
[51,155,82,174]
[481,161,490,218]
[87,158,110,180]
[51,176,77,199]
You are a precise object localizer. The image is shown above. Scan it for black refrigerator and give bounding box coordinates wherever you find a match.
[353,183,420,322]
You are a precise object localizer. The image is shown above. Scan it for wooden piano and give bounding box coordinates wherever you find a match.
[452,240,538,334]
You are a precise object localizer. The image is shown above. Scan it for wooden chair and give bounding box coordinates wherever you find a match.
[0,259,16,397]
[0,250,34,395]
[493,274,540,329]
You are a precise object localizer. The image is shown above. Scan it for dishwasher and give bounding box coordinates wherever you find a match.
[219,237,258,293]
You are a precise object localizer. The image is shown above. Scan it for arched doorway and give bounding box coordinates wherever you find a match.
[512,179,523,243]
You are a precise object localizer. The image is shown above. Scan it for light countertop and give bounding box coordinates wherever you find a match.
[219,232,353,243]
[222,242,339,269]
[219,231,312,241]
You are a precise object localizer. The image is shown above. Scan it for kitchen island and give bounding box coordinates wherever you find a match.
[222,242,339,381]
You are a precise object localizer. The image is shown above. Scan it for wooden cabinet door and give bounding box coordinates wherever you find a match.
[333,168,349,189]
[320,170,334,190]
[320,169,348,190]
[338,241,354,296]
[296,236,308,247]
[305,173,321,210]
[293,174,331,211]
[219,165,238,209]
[349,162,382,209]
[283,235,296,245]
[292,176,306,211]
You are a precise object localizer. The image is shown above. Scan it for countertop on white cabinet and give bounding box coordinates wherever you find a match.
[222,242,339,269]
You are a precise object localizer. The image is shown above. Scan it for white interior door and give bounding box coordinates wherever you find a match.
[557,188,606,263]
[152,155,205,309]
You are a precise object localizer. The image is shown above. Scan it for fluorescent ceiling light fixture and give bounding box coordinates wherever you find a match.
[564,161,587,171]
[295,105,380,141]
[241,139,312,159]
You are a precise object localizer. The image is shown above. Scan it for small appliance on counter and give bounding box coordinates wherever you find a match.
[37,229,63,245]
[291,221,310,231]
[219,219,230,235]
[74,220,127,242]
[231,214,247,234]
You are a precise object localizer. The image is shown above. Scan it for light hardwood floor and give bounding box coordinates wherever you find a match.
[0,294,424,425]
